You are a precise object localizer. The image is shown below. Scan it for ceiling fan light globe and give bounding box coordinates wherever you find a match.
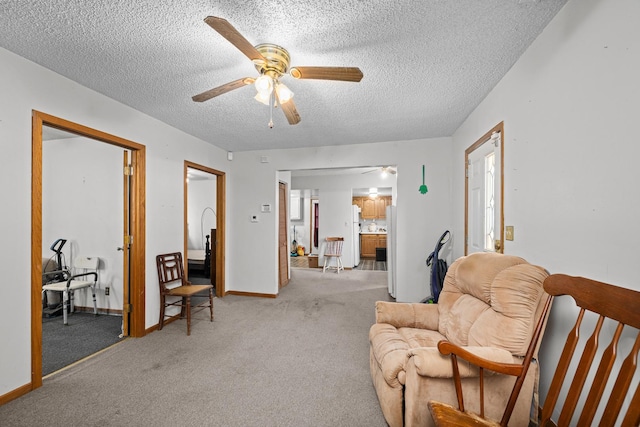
[254,91,271,106]
[276,83,294,104]
[254,75,273,96]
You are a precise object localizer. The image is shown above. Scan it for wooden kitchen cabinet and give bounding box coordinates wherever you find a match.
[375,198,387,219]
[359,196,391,219]
[361,198,377,219]
[361,234,387,258]
[352,197,364,209]
[361,235,376,257]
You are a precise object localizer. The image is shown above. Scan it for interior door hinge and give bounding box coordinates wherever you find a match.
[124,165,133,176]
[124,235,133,245]
[124,304,132,313]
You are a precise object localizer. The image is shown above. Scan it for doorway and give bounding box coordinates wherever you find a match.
[465,122,504,255]
[41,128,126,375]
[31,111,146,389]
[183,161,226,297]
[310,198,319,254]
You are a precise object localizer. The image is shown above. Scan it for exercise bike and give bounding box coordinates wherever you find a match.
[42,238,69,317]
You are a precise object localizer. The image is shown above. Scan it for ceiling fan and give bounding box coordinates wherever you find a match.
[363,166,397,176]
[192,16,364,127]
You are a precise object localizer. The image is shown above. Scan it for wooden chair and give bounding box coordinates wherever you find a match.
[429,274,640,427]
[322,237,344,273]
[156,252,214,336]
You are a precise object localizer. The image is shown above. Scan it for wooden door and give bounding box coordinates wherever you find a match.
[122,151,131,336]
[209,228,216,281]
[465,122,504,255]
[278,182,289,288]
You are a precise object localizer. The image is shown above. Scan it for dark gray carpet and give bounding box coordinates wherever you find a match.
[4,269,391,426]
[42,312,123,375]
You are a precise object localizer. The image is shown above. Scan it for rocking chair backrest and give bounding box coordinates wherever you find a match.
[541,274,640,427]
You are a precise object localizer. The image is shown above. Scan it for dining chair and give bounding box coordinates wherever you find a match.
[156,252,214,336]
[322,237,344,273]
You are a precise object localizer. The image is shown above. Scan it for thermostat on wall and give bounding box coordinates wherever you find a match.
[261,204,272,213]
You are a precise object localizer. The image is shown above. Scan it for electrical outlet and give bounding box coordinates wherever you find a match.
[105,286,110,296]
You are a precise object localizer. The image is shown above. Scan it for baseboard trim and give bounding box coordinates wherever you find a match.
[145,313,183,335]
[226,290,277,299]
[74,306,124,315]
[0,382,32,405]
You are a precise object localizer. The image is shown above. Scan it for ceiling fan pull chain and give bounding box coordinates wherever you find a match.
[268,91,274,128]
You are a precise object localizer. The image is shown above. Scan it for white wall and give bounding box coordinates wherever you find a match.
[451,0,640,416]
[0,46,228,396]
[229,139,453,302]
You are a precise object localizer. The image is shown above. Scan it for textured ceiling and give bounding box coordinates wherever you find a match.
[0,1,566,152]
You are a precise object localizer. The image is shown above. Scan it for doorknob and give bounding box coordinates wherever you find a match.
[494,240,502,252]
[117,247,124,251]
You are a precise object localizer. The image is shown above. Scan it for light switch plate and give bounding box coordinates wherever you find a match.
[505,226,514,241]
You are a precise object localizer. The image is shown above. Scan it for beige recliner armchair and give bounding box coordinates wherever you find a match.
[369,252,549,426]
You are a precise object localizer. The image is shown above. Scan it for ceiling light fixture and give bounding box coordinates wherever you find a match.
[193,18,364,128]
[252,70,294,128]
[275,83,294,104]
[254,74,273,95]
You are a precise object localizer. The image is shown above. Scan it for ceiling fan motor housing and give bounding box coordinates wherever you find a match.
[254,43,290,78]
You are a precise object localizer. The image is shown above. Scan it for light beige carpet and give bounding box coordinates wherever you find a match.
[1,269,392,426]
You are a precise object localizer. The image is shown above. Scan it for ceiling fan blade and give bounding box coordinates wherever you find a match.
[192,77,254,102]
[289,66,363,82]
[382,167,397,175]
[204,16,266,64]
[276,95,301,125]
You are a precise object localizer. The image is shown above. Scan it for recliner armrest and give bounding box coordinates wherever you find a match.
[375,301,440,330]
[408,345,515,378]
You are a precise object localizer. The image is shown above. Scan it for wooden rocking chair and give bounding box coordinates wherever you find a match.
[428,273,640,427]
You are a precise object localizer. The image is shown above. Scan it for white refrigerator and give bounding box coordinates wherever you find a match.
[386,205,397,298]
[352,205,361,267]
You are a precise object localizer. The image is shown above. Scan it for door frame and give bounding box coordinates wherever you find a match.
[31,111,146,389]
[183,161,226,297]
[278,182,290,289]
[309,198,319,254]
[464,121,504,255]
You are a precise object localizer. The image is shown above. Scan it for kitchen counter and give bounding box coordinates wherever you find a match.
[360,231,387,234]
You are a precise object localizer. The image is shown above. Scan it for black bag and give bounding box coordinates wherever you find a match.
[424,230,450,303]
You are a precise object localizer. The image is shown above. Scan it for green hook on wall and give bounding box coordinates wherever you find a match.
[419,164,428,194]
